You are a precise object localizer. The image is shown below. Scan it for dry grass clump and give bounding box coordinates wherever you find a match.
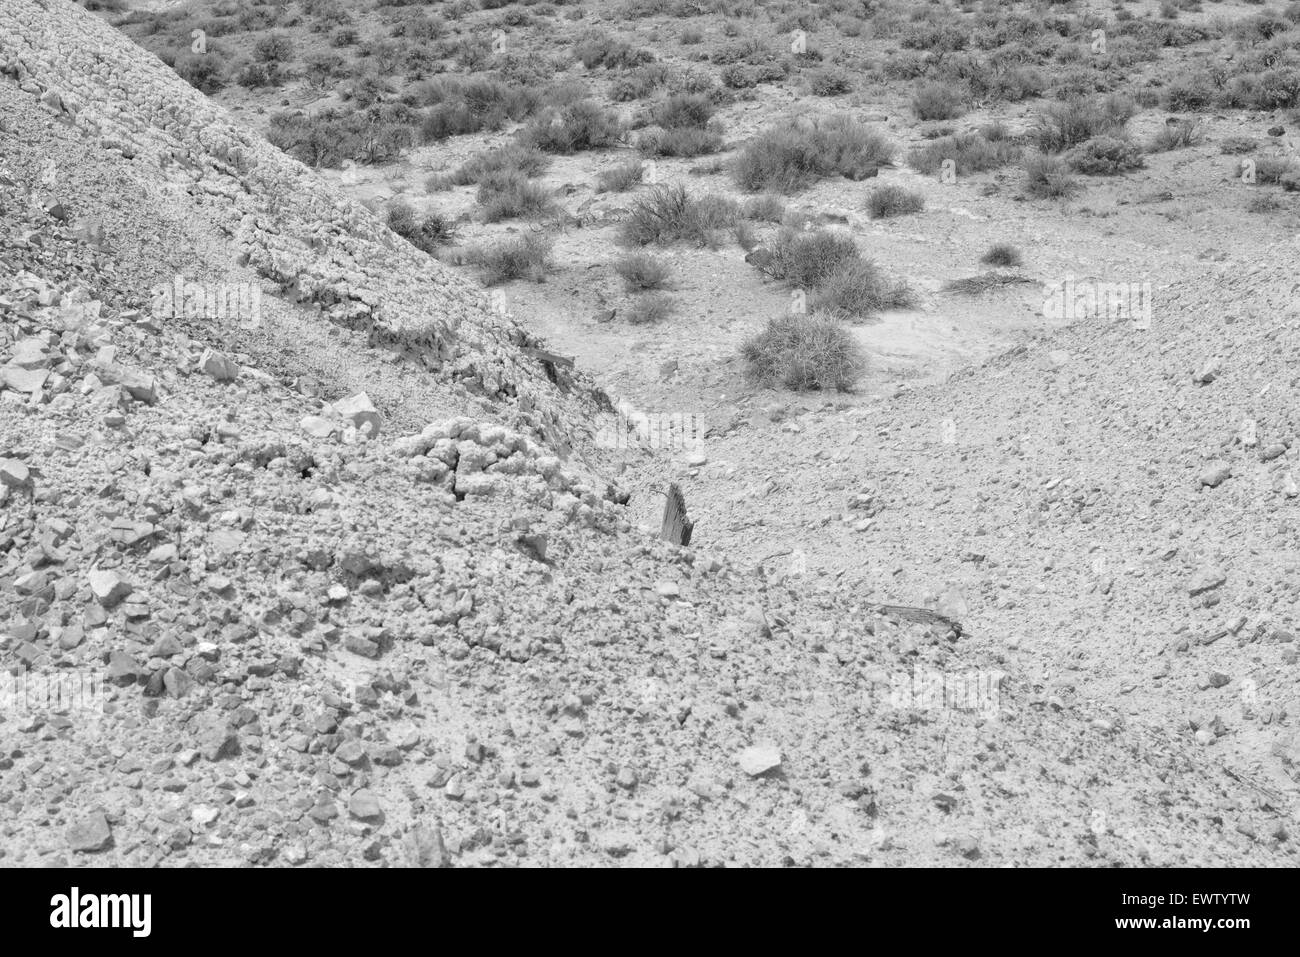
[733,116,894,193]
[742,312,867,391]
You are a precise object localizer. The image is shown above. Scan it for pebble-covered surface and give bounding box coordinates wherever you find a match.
[0,0,1295,867]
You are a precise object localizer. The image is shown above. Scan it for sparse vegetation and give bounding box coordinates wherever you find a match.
[597,160,646,193]
[475,172,559,222]
[912,82,967,120]
[866,185,925,219]
[733,116,894,193]
[907,128,1022,176]
[621,184,740,247]
[751,229,911,320]
[520,100,622,153]
[743,194,787,222]
[1065,136,1146,175]
[1148,120,1204,152]
[625,292,675,324]
[741,312,867,391]
[387,202,457,254]
[981,243,1023,268]
[614,253,672,291]
[1024,154,1079,198]
[1032,95,1136,154]
[466,233,554,285]
[812,259,914,318]
[434,144,551,189]
[751,229,860,288]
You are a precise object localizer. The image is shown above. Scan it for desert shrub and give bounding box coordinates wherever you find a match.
[987,64,1047,102]
[1219,135,1256,155]
[1247,192,1282,213]
[387,202,457,253]
[981,243,1023,267]
[442,144,551,187]
[254,32,294,63]
[638,126,724,157]
[597,160,646,192]
[912,82,967,120]
[520,100,622,153]
[753,228,861,288]
[809,69,852,96]
[1065,136,1146,174]
[1253,156,1300,188]
[573,29,655,69]
[866,185,925,219]
[900,21,968,53]
[330,26,358,47]
[1148,120,1204,152]
[476,172,559,222]
[907,129,1022,175]
[467,233,554,285]
[653,92,714,128]
[624,292,675,324]
[614,253,672,290]
[1032,95,1136,153]
[1164,76,1216,111]
[1247,67,1300,109]
[1024,154,1079,197]
[812,259,913,316]
[743,194,787,221]
[741,312,866,391]
[620,184,740,246]
[174,54,225,93]
[733,116,894,193]
[235,61,272,88]
[304,52,344,88]
[267,109,414,167]
[416,77,538,141]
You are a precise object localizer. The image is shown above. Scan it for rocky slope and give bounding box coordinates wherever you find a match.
[0,0,1294,867]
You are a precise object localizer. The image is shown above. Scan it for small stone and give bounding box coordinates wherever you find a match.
[198,348,240,382]
[1192,357,1221,385]
[348,789,383,821]
[332,393,382,437]
[737,743,782,777]
[401,826,450,868]
[1187,567,1226,597]
[1,366,48,393]
[0,459,31,489]
[1198,462,1231,488]
[88,569,132,607]
[301,415,336,438]
[191,805,220,826]
[67,811,112,853]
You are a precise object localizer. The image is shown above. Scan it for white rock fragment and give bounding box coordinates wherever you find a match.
[87,569,132,607]
[332,392,382,437]
[199,348,240,382]
[737,744,783,777]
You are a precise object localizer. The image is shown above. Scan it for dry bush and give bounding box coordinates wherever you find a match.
[466,233,554,285]
[614,253,672,291]
[741,312,867,391]
[733,116,894,193]
[866,185,925,219]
